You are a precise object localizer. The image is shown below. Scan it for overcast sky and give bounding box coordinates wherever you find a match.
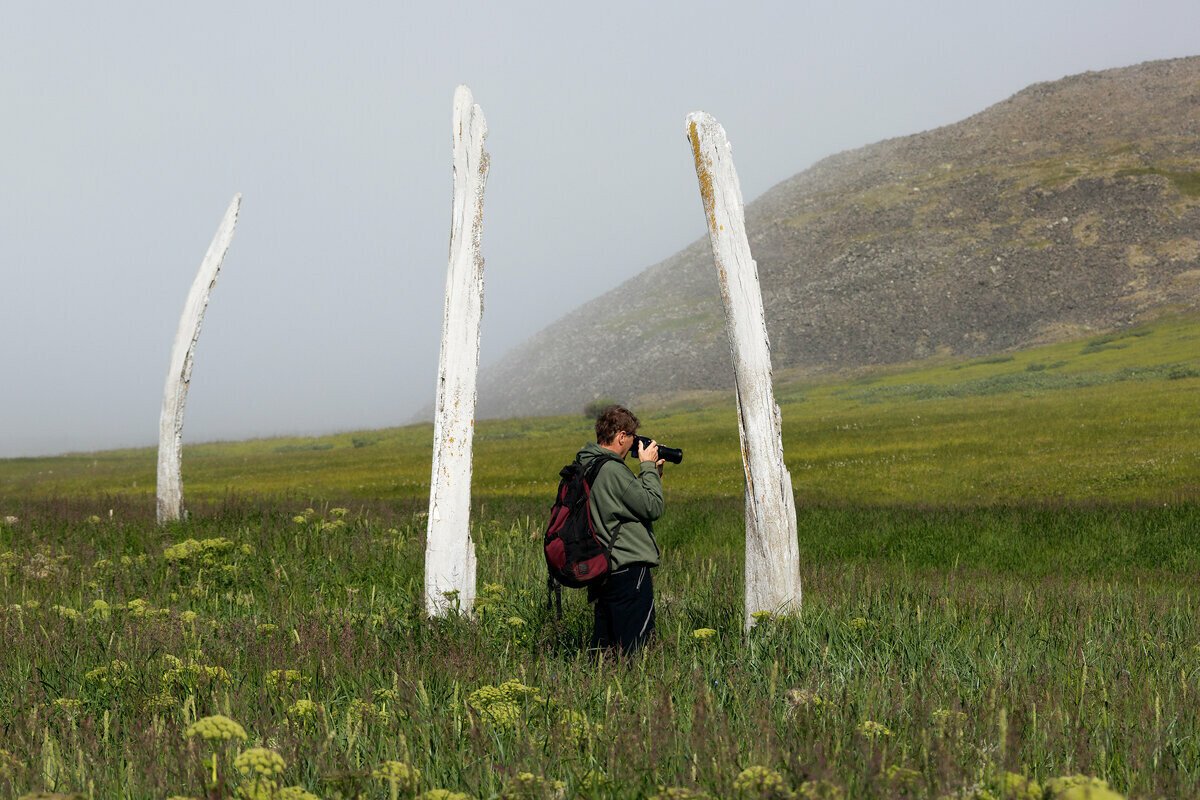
[2,2,1198,458]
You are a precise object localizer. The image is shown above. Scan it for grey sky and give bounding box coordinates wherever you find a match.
[2,2,1197,458]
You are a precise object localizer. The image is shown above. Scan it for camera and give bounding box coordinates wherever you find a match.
[631,435,683,464]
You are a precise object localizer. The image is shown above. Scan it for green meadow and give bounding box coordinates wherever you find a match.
[1,313,1199,799]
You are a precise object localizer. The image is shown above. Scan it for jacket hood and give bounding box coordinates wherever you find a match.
[577,441,623,467]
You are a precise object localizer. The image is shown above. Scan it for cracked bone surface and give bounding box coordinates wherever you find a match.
[425,86,489,617]
[687,112,802,629]
[157,193,241,525]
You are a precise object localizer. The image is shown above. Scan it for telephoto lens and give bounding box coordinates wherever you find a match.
[632,435,683,464]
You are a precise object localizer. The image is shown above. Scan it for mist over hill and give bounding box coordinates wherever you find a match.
[478,56,1200,418]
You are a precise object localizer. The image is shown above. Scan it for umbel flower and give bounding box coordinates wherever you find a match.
[732,765,792,799]
[857,719,892,739]
[186,714,248,742]
[234,747,286,779]
[692,628,718,640]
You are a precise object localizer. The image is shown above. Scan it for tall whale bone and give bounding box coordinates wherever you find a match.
[157,194,242,524]
[425,86,489,617]
[686,113,802,630]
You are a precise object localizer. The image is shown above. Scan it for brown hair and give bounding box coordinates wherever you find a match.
[594,404,639,445]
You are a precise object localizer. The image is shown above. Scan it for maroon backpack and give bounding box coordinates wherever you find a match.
[543,453,621,614]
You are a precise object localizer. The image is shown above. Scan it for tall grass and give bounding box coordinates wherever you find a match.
[1,314,1198,798]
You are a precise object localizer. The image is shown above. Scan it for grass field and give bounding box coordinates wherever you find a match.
[1,314,1199,799]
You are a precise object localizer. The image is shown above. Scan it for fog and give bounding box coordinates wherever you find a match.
[2,1,1197,457]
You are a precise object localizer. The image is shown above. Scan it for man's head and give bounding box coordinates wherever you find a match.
[595,404,639,458]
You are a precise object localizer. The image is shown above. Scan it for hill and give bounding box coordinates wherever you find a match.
[478,56,1200,417]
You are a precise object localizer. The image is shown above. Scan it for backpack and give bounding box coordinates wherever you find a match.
[543,453,621,616]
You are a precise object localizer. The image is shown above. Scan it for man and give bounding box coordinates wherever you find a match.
[575,404,665,654]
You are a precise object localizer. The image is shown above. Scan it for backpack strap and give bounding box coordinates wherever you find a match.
[584,451,627,560]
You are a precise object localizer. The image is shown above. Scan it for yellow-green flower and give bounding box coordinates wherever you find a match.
[750,610,773,624]
[848,617,868,630]
[506,616,527,628]
[373,760,421,793]
[235,747,286,778]
[278,788,320,800]
[257,623,278,635]
[692,628,718,640]
[267,669,309,691]
[467,680,543,729]
[292,515,307,524]
[87,515,102,524]
[52,697,83,715]
[181,610,199,624]
[1044,775,1123,800]
[86,599,112,620]
[186,714,248,742]
[796,779,844,800]
[857,719,892,738]
[733,765,791,799]
[331,507,349,517]
[421,791,472,800]
[650,789,712,800]
[499,771,566,800]
[52,604,82,622]
[287,699,318,721]
[995,772,1042,800]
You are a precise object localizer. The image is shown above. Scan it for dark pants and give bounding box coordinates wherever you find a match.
[589,564,655,655]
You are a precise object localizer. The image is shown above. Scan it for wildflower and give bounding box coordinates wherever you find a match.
[235,747,286,778]
[92,558,112,570]
[267,669,310,691]
[23,600,39,610]
[373,688,399,703]
[500,771,566,800]
[164,537,236,565]
[482,582,505,595]
[750,610,773,624]
[1043,775,1123,800]
[287,699,318,721]
[330,507,349,517]
[257,623,277,635]
[733,765,791,799]
[126,598,151,616]
[421,791,472,800]
[87,515,102,524]
[348,698,388,723]
[692,627,718,640]
[241,544,255,556]
[507,616,527,628]
[319,519,347,532]
[84,660,132,691]
[181,610,199,624]
[857,720,892,738]
[650,789,712,800]
[120,555,133,566]
[186,714,248,742]
[931,708,967,727]
[579,770,608,791]
[796,779,844,800]
[995,772,1042,800]
[292,516,307,524]
[52,697,83,715]
[278,788,320,800]
[467,680,543,729]
[848,617,868,630]
[373,760,421,793]
[52,605,82,622]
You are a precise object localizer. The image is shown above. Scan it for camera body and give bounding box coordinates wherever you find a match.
[631,435,683,464]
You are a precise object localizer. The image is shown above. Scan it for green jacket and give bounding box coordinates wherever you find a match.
[576,442,664,569]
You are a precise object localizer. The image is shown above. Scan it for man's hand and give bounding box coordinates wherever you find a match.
[636,438,660,464]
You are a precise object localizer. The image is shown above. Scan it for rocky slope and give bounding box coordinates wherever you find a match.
[479,56,1200,417]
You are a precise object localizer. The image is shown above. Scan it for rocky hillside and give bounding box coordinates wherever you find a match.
[479,56,1200,417]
